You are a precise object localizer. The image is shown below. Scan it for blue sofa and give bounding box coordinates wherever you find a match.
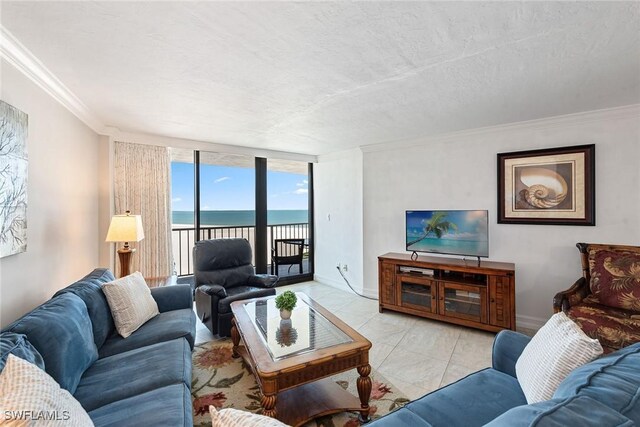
[0,268,196,426]
[370,330,640,426]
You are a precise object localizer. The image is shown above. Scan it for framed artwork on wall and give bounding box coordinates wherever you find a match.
[497,144,595,226]
[0,100,29,257]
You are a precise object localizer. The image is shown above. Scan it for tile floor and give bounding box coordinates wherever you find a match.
[194,281,519,401]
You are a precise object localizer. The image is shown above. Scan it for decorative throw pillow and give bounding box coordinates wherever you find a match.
[209,406,289,427]
[588,246,640,311]
[0,354,94,426]
[101,271,159,338]
[515,312,603,404]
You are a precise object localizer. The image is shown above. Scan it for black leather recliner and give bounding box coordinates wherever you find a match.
[194,238,278,337]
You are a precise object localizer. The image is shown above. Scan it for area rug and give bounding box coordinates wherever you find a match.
[192,339,409,427]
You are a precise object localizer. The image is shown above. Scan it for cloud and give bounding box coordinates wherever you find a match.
[296,179,309,187]
[293,188,308,195]
[172,197,182,203]
[214,176,230,183]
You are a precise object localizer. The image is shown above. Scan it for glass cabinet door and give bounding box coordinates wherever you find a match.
[438,283,487,323]
[397,275,437,313]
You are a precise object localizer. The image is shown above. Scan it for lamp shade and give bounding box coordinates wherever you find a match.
[106,212,145,243]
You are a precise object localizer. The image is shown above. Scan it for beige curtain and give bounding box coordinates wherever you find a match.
[114,142,172,278]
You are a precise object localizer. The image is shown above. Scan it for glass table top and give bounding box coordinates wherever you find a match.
[242,294,353,361]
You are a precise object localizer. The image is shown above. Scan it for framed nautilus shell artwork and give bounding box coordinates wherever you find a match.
[497,144,595,225]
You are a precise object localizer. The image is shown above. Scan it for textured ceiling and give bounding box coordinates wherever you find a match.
[2,2,639,155]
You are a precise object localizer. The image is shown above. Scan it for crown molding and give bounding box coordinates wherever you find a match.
[360,104,640,154]
[0,26,105,133]
[109,128,318,163]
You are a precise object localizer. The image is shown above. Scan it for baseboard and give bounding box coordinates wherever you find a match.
[313,274,379,300]
[516,314,546,331]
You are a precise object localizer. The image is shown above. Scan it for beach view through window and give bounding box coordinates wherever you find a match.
[169,149,310,277]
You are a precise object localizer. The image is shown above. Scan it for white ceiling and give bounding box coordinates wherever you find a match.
[2,2,639,156]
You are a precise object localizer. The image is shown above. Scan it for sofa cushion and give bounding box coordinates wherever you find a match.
[567,298,640,352]
[403,368,526,427]
[88,383,192,427]
[368,406,434,426]
[515,312,602,403]
[485,395,634,427]
[98,308,195,358]
[4,293,98,393]
[53,268,116,348]
[0,354,95,427]
[0,332,44,372]
[588,246,640,311]
[554,342,640,423]
[74,338,191,412]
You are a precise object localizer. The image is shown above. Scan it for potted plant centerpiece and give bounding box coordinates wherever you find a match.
[275,291,297,320]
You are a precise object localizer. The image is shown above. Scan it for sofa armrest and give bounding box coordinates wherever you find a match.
[492,330,531,378]
[553,277,590,313]
[246,274,279,288]
[150,285,193,312]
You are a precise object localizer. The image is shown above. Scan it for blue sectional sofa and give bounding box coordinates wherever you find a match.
[370,330,640,426]
[0,268,196,426]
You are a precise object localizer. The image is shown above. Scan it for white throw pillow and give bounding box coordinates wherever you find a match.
[101,271,159,338]
[0,354,94,426]
[515,312,603,404]
[209,406,289,427]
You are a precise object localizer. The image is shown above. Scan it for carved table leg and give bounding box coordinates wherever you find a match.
[261,393,277,419]
[231,319,240,358]
[357,364,372,423]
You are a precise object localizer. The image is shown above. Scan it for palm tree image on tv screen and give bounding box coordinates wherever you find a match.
[406,210,489,258]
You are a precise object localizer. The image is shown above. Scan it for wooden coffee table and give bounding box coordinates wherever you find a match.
[230,293,372,426]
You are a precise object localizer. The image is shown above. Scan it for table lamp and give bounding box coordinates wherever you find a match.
[106,210,145,277]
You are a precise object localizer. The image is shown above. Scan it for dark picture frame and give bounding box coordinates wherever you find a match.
[497,144,595,225]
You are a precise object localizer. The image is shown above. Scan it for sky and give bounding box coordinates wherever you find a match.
[171,162,309,211]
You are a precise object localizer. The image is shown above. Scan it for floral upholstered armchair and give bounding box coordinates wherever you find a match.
[554,243,640,353]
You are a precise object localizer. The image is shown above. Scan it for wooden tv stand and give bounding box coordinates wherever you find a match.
[378,253,515,332]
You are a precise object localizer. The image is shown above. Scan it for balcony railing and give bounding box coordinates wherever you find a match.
[171,223,309,277]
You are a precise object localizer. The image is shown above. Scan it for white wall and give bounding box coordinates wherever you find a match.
[314,148,366,294]
[0,59,100,326]
[316,106,640,329]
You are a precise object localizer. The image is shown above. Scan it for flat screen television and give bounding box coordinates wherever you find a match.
[406,210,489,258]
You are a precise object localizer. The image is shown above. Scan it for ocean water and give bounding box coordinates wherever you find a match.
[172,210,308,226]
[407,237,489,258]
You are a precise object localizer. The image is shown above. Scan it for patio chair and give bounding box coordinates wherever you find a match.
[271,238,305,276]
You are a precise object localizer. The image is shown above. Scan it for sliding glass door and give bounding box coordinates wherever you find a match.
[266,160,313,282]
[169,149,313,283]
[197,151,256,259]
[170,149,195,276]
